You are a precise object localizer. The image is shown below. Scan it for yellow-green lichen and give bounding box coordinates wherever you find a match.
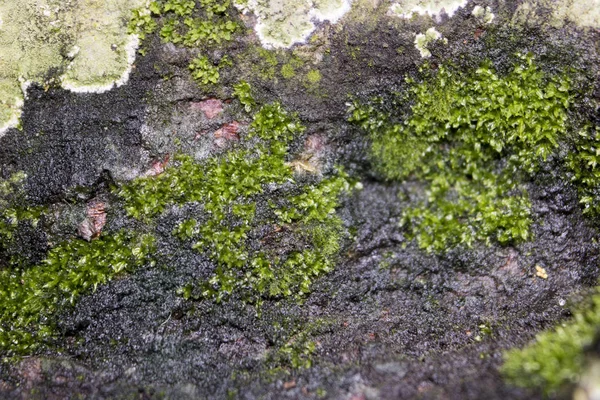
[0,0,145,135]
[471,5,494,24]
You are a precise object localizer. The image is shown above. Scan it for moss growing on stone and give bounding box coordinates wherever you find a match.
[502,289,600,394]
[0,230,155,355]
[348,55,571,252]
[281,63,296,79]
[305,69,322,85]
[118,101,354,305]
[272,329,317,369]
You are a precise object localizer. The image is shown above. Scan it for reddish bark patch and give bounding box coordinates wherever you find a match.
[283,380,296,390]
[145,154,170,177]
[19,358,42,386]
[78,199,107,241]
[191,98,224,119]
[214,121,240,147]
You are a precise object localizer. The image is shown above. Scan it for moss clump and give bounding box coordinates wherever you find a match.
[349,55,571,252]
[189,55,231,85]
[273,330,317,369]
[0,231,155,355]
[305,69,322,88]
[129,0,239,48]
[567,125,600,216]
[502,290,600,394]
[118,101,353,305]
[233,80,256,112]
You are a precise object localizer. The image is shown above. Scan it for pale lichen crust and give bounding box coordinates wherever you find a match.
[471,5,494,24]
[0,0,145,136]
[513,0,600,29]
[235,0,352,49]
[414,27,445,58]
[389,0,467,19]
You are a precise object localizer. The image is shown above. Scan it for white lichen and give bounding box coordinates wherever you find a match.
[414,27,445,58]
[514,0,600,29]
[390,0,467,20]
[0,0,145,137]
[235,0,352,49]
[61,35,141,93]
[471,5,494,24]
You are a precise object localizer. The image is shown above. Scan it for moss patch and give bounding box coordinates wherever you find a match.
[567,125,600,216]
[129,0,239,49]
[0,229,155,355]
[0,172,43,269]
[118,98,355,305]
[502,289,600,394]
[349,55,571,252]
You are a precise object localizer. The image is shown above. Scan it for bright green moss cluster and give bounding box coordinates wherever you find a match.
[273,330,317,369]
[118,102,353,304]
[233,80,256,112]
[567,125,600,216]
[128,0,239,47]
[349,55,571,252]
[189,55,231,85]
[0,231,155,355]
[502,289,600,393]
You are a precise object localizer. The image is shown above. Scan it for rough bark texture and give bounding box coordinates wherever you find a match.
[0,0,599,399]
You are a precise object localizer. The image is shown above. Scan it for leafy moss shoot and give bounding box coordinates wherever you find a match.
[129,0,239,49]
[118,96,354,305]
[502,290,600,394]
[349,55,571,252]
[0,174,155,355]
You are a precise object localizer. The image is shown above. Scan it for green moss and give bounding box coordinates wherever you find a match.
[119,99,354,305]
[248,47,279,80]
[349,54,571,252]
[273,330,317,369]
[189,55,230,85]
[233,80,256,112]
[129,0,239,48]
[0,230,155,355]
[281,63,297,79]
[502,289,600,394]
[305,69,322,85]
[567,125,600,216]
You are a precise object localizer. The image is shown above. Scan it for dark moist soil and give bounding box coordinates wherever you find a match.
[1,2,599,399]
